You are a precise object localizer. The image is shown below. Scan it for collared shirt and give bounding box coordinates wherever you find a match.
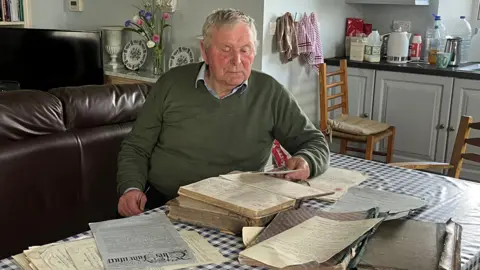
[194,63,248,99]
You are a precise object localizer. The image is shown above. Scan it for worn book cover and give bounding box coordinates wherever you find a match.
[166,196,275,235]
[357,218,462,270]
[178,172,333,219]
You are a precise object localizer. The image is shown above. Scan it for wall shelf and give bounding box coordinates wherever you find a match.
[0,21,24,26]
[345,0,429,5]
[0,0,31,27]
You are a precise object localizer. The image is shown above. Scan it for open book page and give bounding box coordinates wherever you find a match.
[307,167,368,202]
[249,206,379,247]
[358,219,447,269]
[327,187,427,219]
[239,215,384,269]
[219,173,332,200]
[178,177,295,218]
[242,227,265,246]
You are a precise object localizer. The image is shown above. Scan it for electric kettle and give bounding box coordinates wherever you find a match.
[386,30,411,64]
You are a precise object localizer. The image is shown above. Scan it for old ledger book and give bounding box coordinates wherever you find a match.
[178,173,332,219]
[166,196,275,235]
[357,218,462,270]
[239,214,384,269]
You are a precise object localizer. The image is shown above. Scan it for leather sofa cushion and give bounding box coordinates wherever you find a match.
[73,122,133,224]
[0,90,65,142]
[49,84,150,129]
[0,132,84,258]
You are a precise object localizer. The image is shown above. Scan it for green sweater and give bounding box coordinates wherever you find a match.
[116,62,330,199]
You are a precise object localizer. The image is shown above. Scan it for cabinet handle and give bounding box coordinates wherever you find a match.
[448,126,455,131]
[362,113,369,118]
[438,124,445,129]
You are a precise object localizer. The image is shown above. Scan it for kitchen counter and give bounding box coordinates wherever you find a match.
[324,57,480,80]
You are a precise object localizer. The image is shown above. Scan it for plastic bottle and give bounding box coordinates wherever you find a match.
[469,31,480,62]
[449,16,472,63]
[425,15,447,61]
[428,26,441,65]
[364,29,382,62]
[409,34,422,61]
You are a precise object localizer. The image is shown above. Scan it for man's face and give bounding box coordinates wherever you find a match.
[200,23,255,88]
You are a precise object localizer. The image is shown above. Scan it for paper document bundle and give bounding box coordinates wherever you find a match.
[14,212,228,270]
[167,167,369,234]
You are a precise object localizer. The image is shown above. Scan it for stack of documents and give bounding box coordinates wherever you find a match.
[13,212,228,270]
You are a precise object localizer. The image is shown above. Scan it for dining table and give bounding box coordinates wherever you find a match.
[1,153,480,270]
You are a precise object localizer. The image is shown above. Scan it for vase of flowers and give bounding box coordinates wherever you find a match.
[125,0,171,75]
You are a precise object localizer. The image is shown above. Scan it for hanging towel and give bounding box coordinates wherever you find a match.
[276,12,299,64]
[297,12,324,71]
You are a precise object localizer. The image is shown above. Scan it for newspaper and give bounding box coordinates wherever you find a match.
[89,212,195,270]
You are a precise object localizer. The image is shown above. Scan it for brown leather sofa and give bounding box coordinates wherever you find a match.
[0,83,151,259]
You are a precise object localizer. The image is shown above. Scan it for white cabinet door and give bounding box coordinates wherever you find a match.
[326,67,375,154]
[447,78,480,182]
[372,71,454,165]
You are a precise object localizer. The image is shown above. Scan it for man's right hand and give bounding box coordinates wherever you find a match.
[118,189,147,217]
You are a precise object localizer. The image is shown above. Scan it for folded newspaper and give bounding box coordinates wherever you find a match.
[89,212,195,270]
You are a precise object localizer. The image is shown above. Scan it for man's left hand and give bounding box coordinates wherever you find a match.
[283,156,310,180]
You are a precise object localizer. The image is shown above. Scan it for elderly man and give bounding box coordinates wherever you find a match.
[116,8,330,217]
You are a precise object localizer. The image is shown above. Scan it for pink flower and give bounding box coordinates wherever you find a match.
[163,13,169,20]
[137,19,143,25]
[152,34,160,43]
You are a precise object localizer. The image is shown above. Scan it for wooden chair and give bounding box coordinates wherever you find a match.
[318,59,396,162]
[391,115,480,179]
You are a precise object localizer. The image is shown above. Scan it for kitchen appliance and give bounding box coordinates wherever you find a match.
[381,34,389,58]
[386,30,411,64]
[444,37,463,66]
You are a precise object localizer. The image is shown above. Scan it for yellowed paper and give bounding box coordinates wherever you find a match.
[242,227,265,246]
[12,253,34,270]
[24,244,57,270]
[179,177,294,215]
[239,216,383,269]
[144,230,228,270]
[219,173,331,200]
[64,238,103,270]
[308,167,368,202]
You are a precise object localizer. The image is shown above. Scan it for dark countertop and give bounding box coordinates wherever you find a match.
[324,57,480,80]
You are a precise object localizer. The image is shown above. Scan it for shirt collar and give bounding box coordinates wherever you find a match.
[195,63,248,90]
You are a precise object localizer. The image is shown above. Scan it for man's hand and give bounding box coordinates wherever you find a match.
[283,156,310,180]
[118,189,147,217]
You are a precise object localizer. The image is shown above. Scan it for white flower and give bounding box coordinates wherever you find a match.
[147,40,155,48]
[141,32,146,37]
[133,15,140,22]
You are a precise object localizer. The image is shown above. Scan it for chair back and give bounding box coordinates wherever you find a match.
[318,59,349,133]
[449,115,480,178]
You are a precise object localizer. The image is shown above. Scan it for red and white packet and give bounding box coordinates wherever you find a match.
[271,140,291,168]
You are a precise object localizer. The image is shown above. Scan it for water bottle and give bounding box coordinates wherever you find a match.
[433,15,447,51]
[449,16,472,63]
[424,15,447,62]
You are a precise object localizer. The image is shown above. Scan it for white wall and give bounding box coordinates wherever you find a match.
[171,0,264,70]
[261,0,363,126]
[360,0,439,36]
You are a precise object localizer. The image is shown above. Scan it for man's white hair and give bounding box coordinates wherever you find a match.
[202,8,258,49]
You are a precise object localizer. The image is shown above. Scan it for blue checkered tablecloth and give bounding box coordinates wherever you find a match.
[2,153,480,270]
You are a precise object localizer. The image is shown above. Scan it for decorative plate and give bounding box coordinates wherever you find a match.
[122,40,148,71]
[169,47,195,69]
